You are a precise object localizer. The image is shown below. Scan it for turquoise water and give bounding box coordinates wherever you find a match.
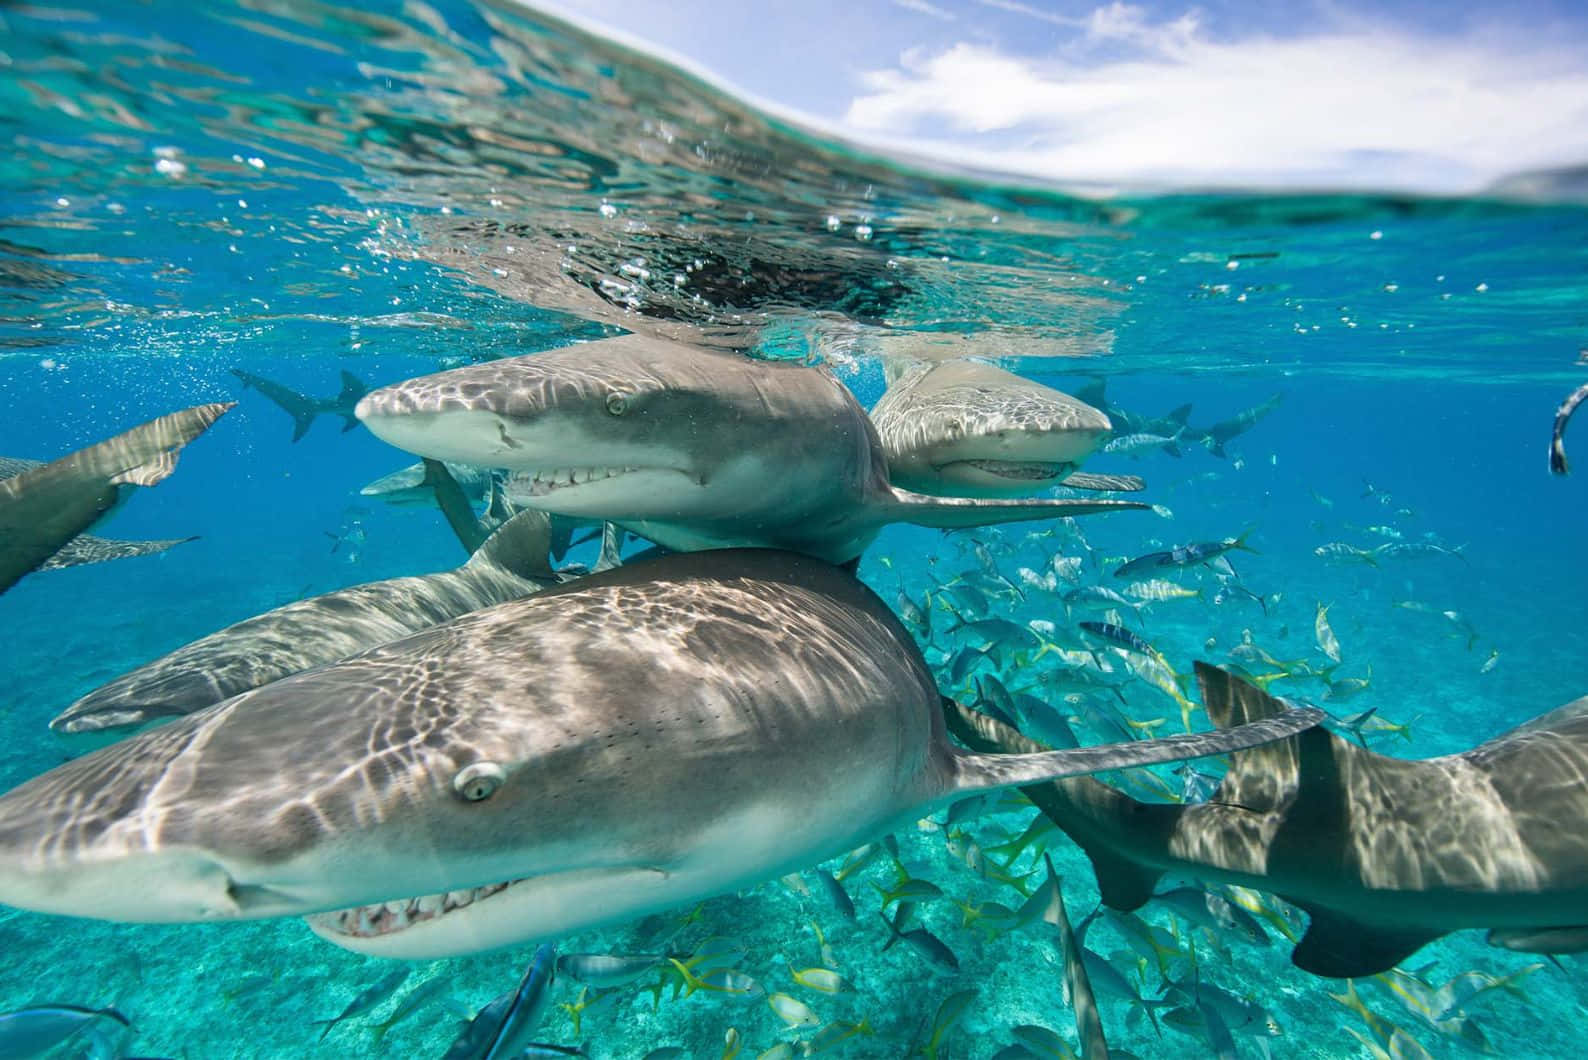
[2,1,1587,1057]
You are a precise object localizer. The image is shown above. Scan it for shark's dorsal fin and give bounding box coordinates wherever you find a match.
[594,522,625,572]
[466,508,555,580]
[1290,903,1445,978]
[881,486,1149,531]
[879,353,929,388]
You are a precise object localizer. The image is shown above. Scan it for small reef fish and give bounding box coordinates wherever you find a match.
[1314,603,1342,663]
[443,944,558,1060]
[1549,380,1588,473]
[0,1004,131,1058]
[313,968,410,1040]
[1114,534,1252,578]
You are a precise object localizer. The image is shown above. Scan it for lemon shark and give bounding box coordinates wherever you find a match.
[49,508,561,744]
[870,359,1145,498]
[353,335,1150,565]
[947,663,1588,978]
[0,550,1319,959]
[0,403,232,596]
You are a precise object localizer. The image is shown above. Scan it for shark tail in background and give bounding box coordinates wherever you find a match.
[231,369,321,442]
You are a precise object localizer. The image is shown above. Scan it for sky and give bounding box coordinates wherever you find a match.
[530,0,1588,195]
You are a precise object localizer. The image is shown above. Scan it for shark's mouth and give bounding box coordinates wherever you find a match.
[519,466,645,496]
[309,878,523,939]
[939,459,1075,481]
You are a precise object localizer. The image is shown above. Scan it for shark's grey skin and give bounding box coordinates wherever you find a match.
[0,456,198,573]
[49,509,560,743]
[0,404,232,596]
[870,360,1140,498]
[355,335,1149,564]
[947,662,1588,978]
[232,368,367,443]
[0,550,1319,959]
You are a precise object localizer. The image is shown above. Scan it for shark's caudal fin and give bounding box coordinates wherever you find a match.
[335,371,368,433]
[946,699,1323,795]
[466,508,555,580]
[423,458,488,554]
[1064,471,1147,493]
[231,369,321,443]
[884,487,1150,530]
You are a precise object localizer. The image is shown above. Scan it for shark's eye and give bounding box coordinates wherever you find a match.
[605,391,630,416]
[453,762,505,802]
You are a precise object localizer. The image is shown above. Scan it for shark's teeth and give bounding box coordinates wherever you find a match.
[524,466,643,497]
[943,459,1073,480]
[319,880,518,939]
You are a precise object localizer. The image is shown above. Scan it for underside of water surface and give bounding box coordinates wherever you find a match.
[1,1,1587,1058]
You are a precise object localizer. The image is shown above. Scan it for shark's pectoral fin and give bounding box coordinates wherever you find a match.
[424,459,488,554]
[1064,471,1147,492]
[882,486,1149,531]
[1290,903,1443,977]
[1488,925,1588,953]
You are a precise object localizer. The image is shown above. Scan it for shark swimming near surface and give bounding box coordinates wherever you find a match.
[354,334,1150,564]
[0,457,197,574]
[946,662,1588,978]
[0,403,232,597]
[869,359,1145,498]
[49,507,561,744]
[232,368,368,443]
[0,550,1319,959]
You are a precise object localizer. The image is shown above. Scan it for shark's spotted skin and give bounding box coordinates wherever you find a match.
[871,359,1118,498]
[0,551,1319,960]
[356,335,1149,563]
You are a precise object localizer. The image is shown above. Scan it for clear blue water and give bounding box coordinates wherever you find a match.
[2,1,1587,1057]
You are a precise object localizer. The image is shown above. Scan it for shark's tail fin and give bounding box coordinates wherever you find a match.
[467,508,555,581]
[885,487,1150,531]
[231,368,320,443]
[335,371,368,433]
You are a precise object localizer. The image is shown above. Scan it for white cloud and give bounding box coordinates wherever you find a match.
[842,5,1588,193]
[893,0,957,22]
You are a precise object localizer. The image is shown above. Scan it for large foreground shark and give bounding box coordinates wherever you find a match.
[48,509,559,743]
[870,359,1143,497]
[946,663,1588,978]
[354,335,1149,564]
[0,550,1318,959]
[0,403,232,596]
